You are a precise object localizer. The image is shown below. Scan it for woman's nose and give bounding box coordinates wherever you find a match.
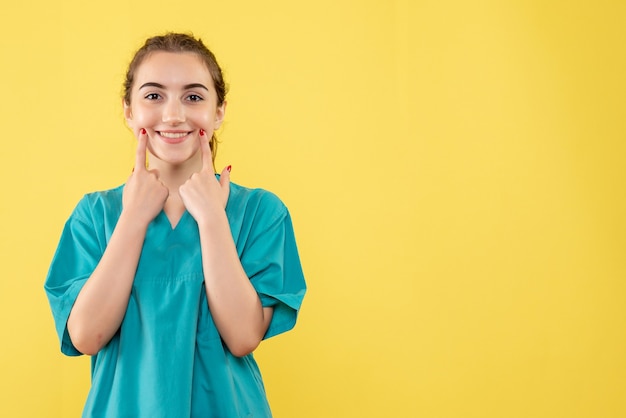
[162,99,185,124]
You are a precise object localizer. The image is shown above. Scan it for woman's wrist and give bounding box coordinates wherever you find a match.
[117,209,151,233]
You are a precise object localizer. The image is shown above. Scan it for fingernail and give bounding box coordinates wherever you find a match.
[227,165,232,172]
[199,129,205,137]
[140,128,146,135]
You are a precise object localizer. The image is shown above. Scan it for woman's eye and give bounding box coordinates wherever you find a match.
[145,93,161,100]
[187,94,203,102]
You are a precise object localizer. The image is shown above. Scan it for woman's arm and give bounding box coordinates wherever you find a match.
[66,213,149,355]
[67,131,168,355]
[198,211,274,357]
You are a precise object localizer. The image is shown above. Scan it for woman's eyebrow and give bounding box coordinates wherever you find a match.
[139,82,209,91]
[183,83,209,91]
[139,82,165,90]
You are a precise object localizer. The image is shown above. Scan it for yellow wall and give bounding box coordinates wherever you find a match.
[1,0,625,416]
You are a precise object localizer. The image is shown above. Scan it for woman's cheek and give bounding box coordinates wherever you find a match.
[195,113,213,132]
[132,113,150,135]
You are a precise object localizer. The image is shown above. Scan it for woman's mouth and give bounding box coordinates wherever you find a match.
[157,131,191,144]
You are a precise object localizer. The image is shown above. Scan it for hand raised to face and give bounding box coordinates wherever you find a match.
[178,129,231,226]
[122,128,169,226]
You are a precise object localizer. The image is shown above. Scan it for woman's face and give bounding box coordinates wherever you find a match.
[124,51,225,167]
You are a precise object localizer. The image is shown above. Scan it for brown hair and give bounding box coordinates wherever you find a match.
[123,33,228,162]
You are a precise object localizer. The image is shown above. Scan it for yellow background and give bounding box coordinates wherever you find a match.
[1,0,625,417]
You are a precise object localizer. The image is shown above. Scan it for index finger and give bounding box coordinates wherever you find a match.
[134,128,148,171]
[200,130,215,173]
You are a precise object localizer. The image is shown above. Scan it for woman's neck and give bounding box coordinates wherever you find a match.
[147,153,203,192]
[147,153,203,228]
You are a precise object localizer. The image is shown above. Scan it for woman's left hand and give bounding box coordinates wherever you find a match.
[179,131,230,226]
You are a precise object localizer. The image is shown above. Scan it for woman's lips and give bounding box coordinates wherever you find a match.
[157,131,190,144]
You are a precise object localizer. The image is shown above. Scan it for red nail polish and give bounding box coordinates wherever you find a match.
[140,128,146,135]
[227,165,232,172]
[199,129,205,137]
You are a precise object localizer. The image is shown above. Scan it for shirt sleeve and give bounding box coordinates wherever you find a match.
[238,193,307,340]
[44,197,103,356]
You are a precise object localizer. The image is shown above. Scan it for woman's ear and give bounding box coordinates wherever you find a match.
[214,101,227,129]
[123,100,133,127]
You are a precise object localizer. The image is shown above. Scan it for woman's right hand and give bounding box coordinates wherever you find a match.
[68,128,166,355]
[122,129,169,226]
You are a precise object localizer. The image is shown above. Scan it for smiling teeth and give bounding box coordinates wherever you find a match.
[160,132,188,139]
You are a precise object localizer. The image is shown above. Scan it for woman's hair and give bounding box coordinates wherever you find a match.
[123,33,228,161]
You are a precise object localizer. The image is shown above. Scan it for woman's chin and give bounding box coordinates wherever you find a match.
[149,149,200,168]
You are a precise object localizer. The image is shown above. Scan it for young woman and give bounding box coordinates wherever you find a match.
[45,33,306,417]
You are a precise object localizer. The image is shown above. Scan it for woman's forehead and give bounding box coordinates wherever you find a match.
[134,51,212,87]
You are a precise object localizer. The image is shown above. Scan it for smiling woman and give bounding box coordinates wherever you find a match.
[43,33,306,418]
[124,52,225,171]
[122,33,228,168]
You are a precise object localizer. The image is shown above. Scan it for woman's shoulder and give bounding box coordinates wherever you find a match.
[229,182,285,206]
[71,184,125,220]
[228,181,289,223]
[78,184,124,206]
